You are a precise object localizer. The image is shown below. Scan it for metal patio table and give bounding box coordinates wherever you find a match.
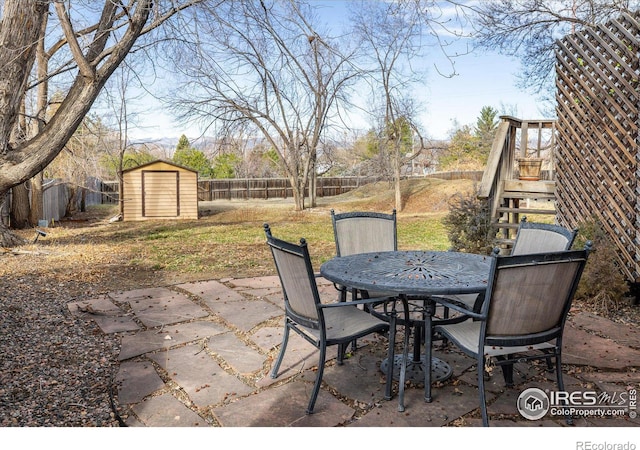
[320,250,491,411]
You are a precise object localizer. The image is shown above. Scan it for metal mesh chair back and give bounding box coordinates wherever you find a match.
[266,230,320,328]
[484,251,588,340]
[511,221,576,256]
[434,247,590,426]
[264,223,398,414]
[331,210,397,257]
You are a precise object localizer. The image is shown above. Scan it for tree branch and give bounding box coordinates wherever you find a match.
[54,2,95,79]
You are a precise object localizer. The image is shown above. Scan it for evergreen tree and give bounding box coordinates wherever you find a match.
[475,106,499,161]
[212,153,241,178]
[172,135,214,178]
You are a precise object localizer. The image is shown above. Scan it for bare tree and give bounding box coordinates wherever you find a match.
[0,0,208,246]
[169,0,359,211]
[350,0,431,211]
[469,0,640,97]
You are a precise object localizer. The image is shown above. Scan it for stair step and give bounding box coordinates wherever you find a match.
[496,207,556,215]
[504,180,555,194]
[492,222,520,229]
[501,191,555,200]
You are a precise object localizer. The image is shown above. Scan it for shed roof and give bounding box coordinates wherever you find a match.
[122,159,198,174]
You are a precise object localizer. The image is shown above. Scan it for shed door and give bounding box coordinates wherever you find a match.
[142,170,180,217]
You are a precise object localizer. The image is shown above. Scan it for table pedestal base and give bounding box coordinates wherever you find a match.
[380,354,452,383]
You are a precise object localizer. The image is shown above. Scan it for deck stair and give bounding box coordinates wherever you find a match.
[478,117,558,252]
[493,179,557,249]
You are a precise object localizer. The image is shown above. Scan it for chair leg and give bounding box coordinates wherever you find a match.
[337,343,346,365]
[497,355,514,387]
[424,300,434,403]
[350,288,359,353]
[545,356,554,371]
[478,354,489,427]
[270,321,290,379]
[385,313,397,401]
[397,297,411,412]
[555,351,573,426]
[306,344,327,414]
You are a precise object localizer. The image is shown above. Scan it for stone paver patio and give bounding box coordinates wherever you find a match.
[68,275,640,430]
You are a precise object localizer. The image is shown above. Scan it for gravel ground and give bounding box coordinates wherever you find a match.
[0,272,123,426]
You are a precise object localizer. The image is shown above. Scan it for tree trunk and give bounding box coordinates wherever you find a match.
[394,153,403,212]
[118,170,125,219]
[29,172,43,225]
[80,187,86,212]
[0,220,26,247]
[309,155,317,208]
[290,176,306,211]
[10,182,31,229]
[66,185,77,217]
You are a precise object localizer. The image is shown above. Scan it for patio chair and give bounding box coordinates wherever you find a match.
[511,216,577,256]
[330,209,398,303]
[331,210,400,359]
[264,224,402,414]
[444,217,579,314]
[433,246,591,426]
[493,218,579,384]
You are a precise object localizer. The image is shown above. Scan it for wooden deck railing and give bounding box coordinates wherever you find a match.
[478,116,557,221]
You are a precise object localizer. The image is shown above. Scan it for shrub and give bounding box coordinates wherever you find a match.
[442,185,493,255]
[573,217,629,314]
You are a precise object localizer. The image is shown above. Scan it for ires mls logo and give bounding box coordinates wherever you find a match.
[517,388,550,420]
[517,387,637,420]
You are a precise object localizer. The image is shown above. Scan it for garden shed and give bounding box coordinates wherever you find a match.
[122,160,198,221]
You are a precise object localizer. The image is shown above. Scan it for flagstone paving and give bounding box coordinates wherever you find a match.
[68,275,640,427]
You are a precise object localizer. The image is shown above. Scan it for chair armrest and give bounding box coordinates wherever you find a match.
[432,296,486,320]
[319,296,399,309]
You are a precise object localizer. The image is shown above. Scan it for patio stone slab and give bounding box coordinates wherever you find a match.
[250,325,285,354]
[350,383,492,427]
[562,324,640,369]
[207,298,284,332]
[118,320,228,360]
[571,311,640,349]
[130,392,209,427]
[227,275,281,289]
[177,279,245,304]
[148,343,254,408]
[234,286,282,302]
[115,360,165,405]
[207,331,267,375]
[116,287,209,327]
[68,296,140,333]
[580,370,640,385]
[312,337,390,406]
[211,380,355,426]
[254,328,338,388]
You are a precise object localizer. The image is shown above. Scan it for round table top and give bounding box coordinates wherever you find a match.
[320,250,491,296]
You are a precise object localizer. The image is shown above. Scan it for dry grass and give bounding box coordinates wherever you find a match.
[0,178,475,295]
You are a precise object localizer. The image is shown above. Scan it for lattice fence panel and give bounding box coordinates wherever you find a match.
[555,11,640,281]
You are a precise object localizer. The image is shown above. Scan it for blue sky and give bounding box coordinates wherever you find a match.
[128,50,547,142]
[419,50,550,140]
[126,1,553,143]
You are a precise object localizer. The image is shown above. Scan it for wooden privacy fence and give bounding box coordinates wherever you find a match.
[197,176,377,201]
[555,10,640,282]
[0,171,483,226]
[0,180,69,226]
[93,172,484,203]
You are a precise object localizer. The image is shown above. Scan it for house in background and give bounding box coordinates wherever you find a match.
[122,160,198,221]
